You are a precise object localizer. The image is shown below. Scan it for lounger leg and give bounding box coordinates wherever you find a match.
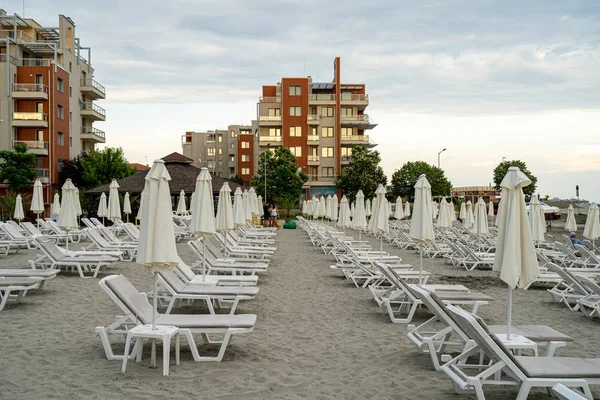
[162,338,170,376]
[121,333,132,373]
[516,382,532,400]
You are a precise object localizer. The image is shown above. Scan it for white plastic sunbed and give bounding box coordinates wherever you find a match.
[0,277,44,311]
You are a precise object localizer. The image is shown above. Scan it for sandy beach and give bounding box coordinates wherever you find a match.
[1,226,599,399]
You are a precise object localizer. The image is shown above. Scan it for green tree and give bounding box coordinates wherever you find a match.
[336,145,387,202]
[493,160,537,195]
[228,175,244,185]
[391,161,452,202]
[0,143,37,193]
[60,155,86,188]
[251,147,308,208]
[80,147,136,190]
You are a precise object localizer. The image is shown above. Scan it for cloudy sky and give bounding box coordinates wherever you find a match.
[8,0,600,200]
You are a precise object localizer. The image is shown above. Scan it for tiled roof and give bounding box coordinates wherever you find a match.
[129,163,150,171]
[161,152,194,164]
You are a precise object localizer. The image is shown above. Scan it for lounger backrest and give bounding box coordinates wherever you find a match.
[576,275,600,296]
[2,223,26,239]
[575,245,600,264]
[158,270,187,293]
[123,223,139,239]
[87,229,111,247]
[175,258,195,280]
[412,286,470,342]
[445,305,529,380]
[36,240,66,261]
[546,263,589,295]
[47,220,65,234]
[22,222,43,236]
[101,274,152,324]
[81,218,96,229]
[99,227,119,242]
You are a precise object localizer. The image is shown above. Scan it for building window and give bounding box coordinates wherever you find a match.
[242,155,250,162]
[322,167,334,177]
[268,108,281,116]
[242,168,250,175]
[322,107,334,117]
[69,62,72,72]
[207,161,215,169]
[321,147,334,158]
[36,102,44,113]
[289,106,301,116]
[57,159,64,172]
[310,127,318,136]
[341,127,353,136]
[36,130,43,142]
[290,146,302,157]
[288,85,301,96]
[268,128,281,137]
[230,130,235,138]
[241,141,250,149]
[57,78,64,93]
[69,87,72,97]
[218,148,223,155]
[321,127,334,137]
[57,105,64,119]
[341,147,353,157]
[57,132,65,146]
[289,126,302,137]
[218,135,223,143]
[207,148,215,156]
[342,107,353,116]
[218,160,223,167]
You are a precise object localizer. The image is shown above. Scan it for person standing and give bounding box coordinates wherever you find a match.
[270,203,279,228]
[263,202,271,227]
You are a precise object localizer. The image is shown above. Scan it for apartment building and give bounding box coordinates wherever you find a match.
[181,57,377,197]
[182,124,256,179]
[257,57,377,197]
[0,9,106,208]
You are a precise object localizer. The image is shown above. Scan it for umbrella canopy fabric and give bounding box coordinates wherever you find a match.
[459,202,467,220]
[448,201,457,222]
[432,201,439,219]
[330,195,338,222]
[31,179,44,214]
[302,200,307,214]
[14,195,25,221]
[176,190,187,215]
[190,192,197,215]
[488,201,494,217]
[371,185,389,235]
[493,167,539,289]
[190,167,216,237]
[350,202,355,219]
[388,202,393,218]
[97,192,108,218]
[312,196,319,219]
[583,202,600,241]
[564,204,577,232]
[394,197,404,220]
[365,199,371,217]
[123,192,132,215]
[351,191,367,230]
[216,183,235,232]
[404,201,411,217]
[136,160,178,271]
[473,197,489,235]
[409,174,434,243]
[243,190,252,222]
[463,201,474,228]
[436,197,452,228]
[58,179,78,231]
[338,196,352,228]
[137,189,147,220]
[528,195,546,242]
[325,195,332,220]
[51,193,61,218]
[233,187,246,226]
[318,196,327,218]
[368,197,379,232]
[257,195,263,215]
[74,188,82,217]
[249,188,259,216]
[107,180,122,223]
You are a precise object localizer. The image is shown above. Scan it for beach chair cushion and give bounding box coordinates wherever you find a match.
[157,314,257,329]
[515,357,600,379]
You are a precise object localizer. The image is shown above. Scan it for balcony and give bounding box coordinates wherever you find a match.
[12,83,48,100]
[228,161,237,168]
[12,112,48,128]
[309,94,336,104]
[308,175,337,183]
[35,168,50,184]
[259,96,281,103]
[259,136,282,146]
[307,155,320,165]
[80,79,106,100]
[307,114,320,125]
[81,126,106,144]
[340,114,377,129]
[258,115,282,126]
[340,93,369,109]
[81,102,106,121]
[307,135,320,144]
[13,140,48,155]
[341,156,353,164]
[18,58,52,67]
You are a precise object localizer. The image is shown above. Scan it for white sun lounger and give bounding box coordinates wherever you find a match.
[0,269,59,290]
[0,277,44,311]
[174,257,258,286]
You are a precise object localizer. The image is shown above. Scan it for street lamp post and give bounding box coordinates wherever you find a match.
[264,143,271,202]
[437,148,447,168]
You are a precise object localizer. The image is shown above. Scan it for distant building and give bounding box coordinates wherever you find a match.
[451,186,500,202]
[129,163,150,172]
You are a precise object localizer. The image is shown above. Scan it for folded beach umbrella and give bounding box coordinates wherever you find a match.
[243,190,252,222]
[302,200,307,215]
[233,187,246,226]
[136,159,179,330]
[463,201,474,228]
[404,201,411,218]
[13,194,24,222]
[372,185,389,260]
[528,195,546,244]
[107,180,122,223]
[394,197,404,220]
[51,193,61,219]
[448,201,457,222]
[58,179,78,251]
[338,195,351,228]
[74,188,82,218]
[473,197,489,236]
[318,196,327,219]
[190,168,216,281]
[459,202,467,220]
[493,166,539,338]
[257,195,263,215]
[330,194,338,222]
[248,187,258,216]
[368,196,379,232]
[325,195,332,221]
[583,202,600,246]
[123,192,132,223]
[488,200,494,217]
[137,189,147,222]
[365,199,371,217]
[352,190,368,250]
[564,204,577,232]
[97,192,107,224]
[436,197,452,228]
[312,196,320,219]
[409,174,435,283]
[190,192,197,215]
[216,183,235,254]
[176,190,187,215]
[350,202,355,219]
[31,179,45,223]
[431,201,439,219]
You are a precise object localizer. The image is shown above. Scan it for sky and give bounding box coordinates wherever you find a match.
[7,0,600,200]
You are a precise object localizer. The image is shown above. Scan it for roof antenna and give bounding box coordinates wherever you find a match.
[22,0,25,17]
[145,156,148,166]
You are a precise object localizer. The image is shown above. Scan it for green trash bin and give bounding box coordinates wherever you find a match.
[283,220,296,229]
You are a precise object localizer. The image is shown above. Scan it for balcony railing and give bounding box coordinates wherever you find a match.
[35,168,49,178]
[340,93,369,101]
[341,135,369,143]
[259,136,282,142]
[12,83,48,93]
[341,115,370,123]
[259,115,282,122]
[19,58,52,66]
[259,96,281,103]
[310,94,336,101]
[307,135,320,142]
[81,79,106,95]
[341,156,353,163]
[307,114,320,121]
[81,102,106,116]
[81,126,106,139]
[308,175,336,182]
[13,112,48,121]
[14,140,48,151]
[307,155,319,162]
